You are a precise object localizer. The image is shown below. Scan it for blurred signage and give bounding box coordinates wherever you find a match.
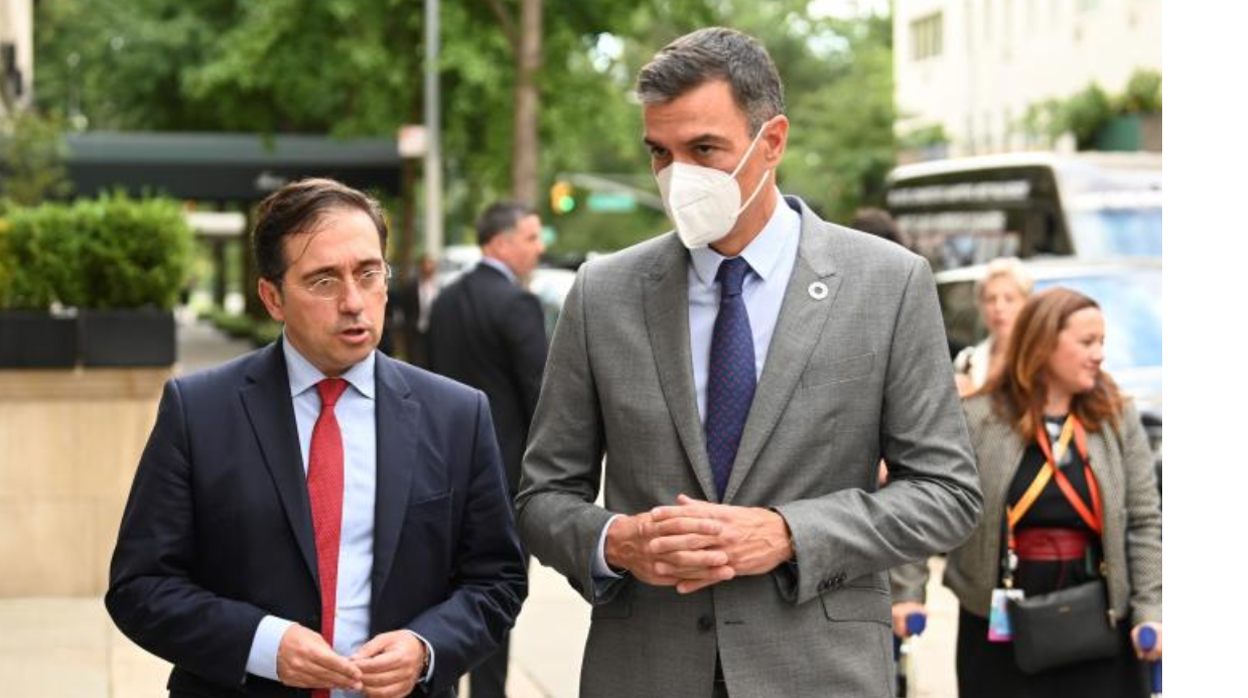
[397,125,427,158]
[888,180,1031,207]
[587,191,637,213]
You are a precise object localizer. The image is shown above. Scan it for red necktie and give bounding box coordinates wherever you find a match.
[309,378,348,698]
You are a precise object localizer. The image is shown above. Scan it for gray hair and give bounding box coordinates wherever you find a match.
[476,201,535,247]
[636,27,786,136]
[975,257,1035,300]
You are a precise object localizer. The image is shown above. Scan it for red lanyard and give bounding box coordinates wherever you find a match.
[1032,416,1104,536]
[1003,415,1104,588]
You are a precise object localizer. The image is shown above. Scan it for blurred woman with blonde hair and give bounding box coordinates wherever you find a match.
[953,257,1034,395]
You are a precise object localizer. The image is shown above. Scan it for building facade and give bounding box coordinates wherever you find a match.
[894,0,1161,158]
[1,0,34,118]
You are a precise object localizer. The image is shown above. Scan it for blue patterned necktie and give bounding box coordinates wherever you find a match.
[706,256,756,501]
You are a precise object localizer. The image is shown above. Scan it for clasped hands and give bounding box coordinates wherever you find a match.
[605,493,794,594]
[277,625,426,698]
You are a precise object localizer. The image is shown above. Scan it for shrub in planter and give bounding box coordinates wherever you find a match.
[72,194,194,367]
[0,204,82,368]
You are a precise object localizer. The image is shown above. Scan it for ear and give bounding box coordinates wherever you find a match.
[258,278,286,323]
[761,115,789,168]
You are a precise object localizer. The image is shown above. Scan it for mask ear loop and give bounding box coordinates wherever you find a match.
[730,118,776,216]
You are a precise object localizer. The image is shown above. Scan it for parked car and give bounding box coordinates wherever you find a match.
[935,257,1162,493]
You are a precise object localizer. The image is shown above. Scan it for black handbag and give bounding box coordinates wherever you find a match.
[1007,578,1120,674]
[999,416,1120,674]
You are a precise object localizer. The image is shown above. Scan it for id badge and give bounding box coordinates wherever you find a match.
[987,588,1025,642]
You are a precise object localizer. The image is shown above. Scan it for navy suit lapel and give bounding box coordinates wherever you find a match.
[239,342,319,586]
[371,353,420,602]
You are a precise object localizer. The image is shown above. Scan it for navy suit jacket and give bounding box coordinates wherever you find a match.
[106,341,528,698]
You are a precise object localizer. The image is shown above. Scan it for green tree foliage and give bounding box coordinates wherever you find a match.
[1023,68,1162,150]
[0,111,72,205]
[34,0,899,252]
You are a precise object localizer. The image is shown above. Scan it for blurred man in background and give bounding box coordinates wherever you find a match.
[428,201,548,698]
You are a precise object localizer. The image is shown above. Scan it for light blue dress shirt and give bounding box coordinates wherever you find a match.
[592,192,802,580]
[480,256,518,284]
[246,338,432,694]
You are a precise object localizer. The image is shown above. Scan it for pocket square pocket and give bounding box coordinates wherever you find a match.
[801,352,875,389]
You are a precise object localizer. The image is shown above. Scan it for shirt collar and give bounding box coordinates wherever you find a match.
[689,188,800,287]
[282,331,376,400]
[480,256,517,285]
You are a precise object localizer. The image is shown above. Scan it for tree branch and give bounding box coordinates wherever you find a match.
[479,0,518,52]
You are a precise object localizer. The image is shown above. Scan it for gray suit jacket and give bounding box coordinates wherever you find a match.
[516,197,982,698]
[891,394,1163,626]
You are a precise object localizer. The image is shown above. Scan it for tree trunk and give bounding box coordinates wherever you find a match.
[510,0,542,205]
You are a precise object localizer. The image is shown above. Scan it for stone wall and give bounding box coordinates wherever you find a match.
[0,369,168,597]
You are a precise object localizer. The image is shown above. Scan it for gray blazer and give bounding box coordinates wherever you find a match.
[891,394,1162,626]
[516,197,983,698]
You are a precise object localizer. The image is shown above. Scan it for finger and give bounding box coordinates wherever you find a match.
[299,640,362,677]
[648,516,723,537]
[653,549,730,572]
[354,652,408,676]
[676,493,707,506]
[351,635,392,661]
[675,568,735,594]
[360,665,413,687]
[648,533,721,554]
[658,562,736,582]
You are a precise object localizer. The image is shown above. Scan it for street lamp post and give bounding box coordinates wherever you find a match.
[423,0,443,261]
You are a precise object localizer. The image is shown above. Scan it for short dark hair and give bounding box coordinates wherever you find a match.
[476,201,535,247]
[850,208,911,249]
[252,178,388,282]
[636,27,785,135]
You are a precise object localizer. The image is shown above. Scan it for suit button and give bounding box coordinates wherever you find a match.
[697,615,715,632]
[833,573,847,588]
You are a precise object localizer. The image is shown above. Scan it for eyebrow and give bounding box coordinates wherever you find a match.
[297,258,385,282]
[643,133,734,150]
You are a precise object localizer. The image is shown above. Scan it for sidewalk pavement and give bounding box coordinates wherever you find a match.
[0,318,962,698]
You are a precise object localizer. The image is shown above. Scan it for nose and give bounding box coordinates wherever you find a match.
[338,277,367,313]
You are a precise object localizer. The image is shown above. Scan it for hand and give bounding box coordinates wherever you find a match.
[350,630,428,698]
[275,624,362,692]
[891,602,927,639]
[604,510,734,588]
[954,372,975,397]
[650,494,794,594]
[1131,622,1163,662]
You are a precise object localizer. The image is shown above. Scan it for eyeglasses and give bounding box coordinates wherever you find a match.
[297,264,392,301]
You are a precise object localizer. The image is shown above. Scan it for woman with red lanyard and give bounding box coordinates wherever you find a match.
[891,288,1161,697]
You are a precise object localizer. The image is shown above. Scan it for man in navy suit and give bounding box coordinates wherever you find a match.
[106,178,527,698]
[428,202,548,698]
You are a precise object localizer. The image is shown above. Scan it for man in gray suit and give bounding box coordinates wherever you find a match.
[516,27,982,698]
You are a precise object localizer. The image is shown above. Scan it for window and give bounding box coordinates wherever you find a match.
[911,12,944,60]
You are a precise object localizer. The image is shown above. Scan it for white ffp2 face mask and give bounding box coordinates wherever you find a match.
[655,121,773,249]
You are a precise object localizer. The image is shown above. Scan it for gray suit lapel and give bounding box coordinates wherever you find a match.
[724,204,842,503]
[643,237,719,502]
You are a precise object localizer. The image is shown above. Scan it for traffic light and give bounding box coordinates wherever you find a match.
[550,180,576,214]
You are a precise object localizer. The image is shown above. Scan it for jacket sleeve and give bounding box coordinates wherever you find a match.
[105,379,268,688]
[1119,401,1163,624]
[502,291,549,428]
[514,266,620,605]
[406,392,529,695]
[774,257,984,605]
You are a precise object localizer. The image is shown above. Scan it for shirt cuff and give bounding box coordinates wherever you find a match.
[246,616,295,682]
[404,630,436,684]
[592,514,624,579]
